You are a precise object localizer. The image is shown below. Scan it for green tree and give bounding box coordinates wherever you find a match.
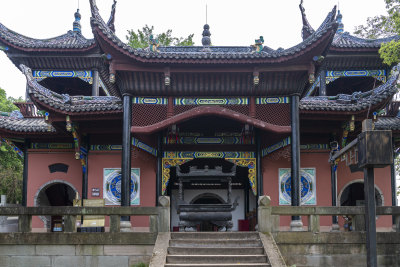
[126,25,194,49]
[354,0,400,65]
[356,1,400,198]
[0,87,23,204]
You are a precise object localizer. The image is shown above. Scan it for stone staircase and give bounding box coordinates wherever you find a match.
[164,232,271,267]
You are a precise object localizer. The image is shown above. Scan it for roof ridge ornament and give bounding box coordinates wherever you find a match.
[336,10,344,33]
[149,35,159,52]
[201,24,211,51]
[299,0,315,40]
[251,36,264,53]
[73,9,82,33]
[107,0,117,33]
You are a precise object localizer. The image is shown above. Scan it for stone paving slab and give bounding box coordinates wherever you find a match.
[0,245,35,255]
[35,245,75,256]
[75,245,104,256]
[104,245,154,256]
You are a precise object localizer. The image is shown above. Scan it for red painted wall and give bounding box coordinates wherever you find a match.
[28,151,83,228]
[88,148,156,227]
[28,148,157,229]
[262,151,393,229]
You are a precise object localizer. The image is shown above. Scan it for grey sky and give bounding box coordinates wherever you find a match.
[0,0,388,98]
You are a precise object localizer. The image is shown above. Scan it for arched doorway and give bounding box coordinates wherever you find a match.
[339,180,384,231]
[339,180,384,207]
[34,180,78,230]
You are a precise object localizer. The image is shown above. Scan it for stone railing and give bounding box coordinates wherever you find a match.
[0,196,170,245]
[258,196,400,233]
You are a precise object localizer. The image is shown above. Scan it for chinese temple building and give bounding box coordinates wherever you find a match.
[0,0,399,232]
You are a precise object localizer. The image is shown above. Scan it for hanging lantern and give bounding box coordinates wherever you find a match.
[165,75,171,86]
[66,115,72,131]
[109,73,115,84]
[349,115,355,132]
[253,75,259,86]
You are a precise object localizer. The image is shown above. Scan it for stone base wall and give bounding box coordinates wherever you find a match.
[0,245,153,267]
[273,232,400,267]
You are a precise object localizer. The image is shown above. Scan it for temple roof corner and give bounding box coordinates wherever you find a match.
[107,0,117,33]
[299,0,315,40]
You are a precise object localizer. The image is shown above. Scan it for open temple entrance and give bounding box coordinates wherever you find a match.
[35,181,77,231]
[340,181,383,207]
[339,181,384,231]
[168,158,257,232]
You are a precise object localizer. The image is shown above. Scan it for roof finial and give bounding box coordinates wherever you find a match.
[336,9,344,33]
[73,9,82,33]
[299,0,315,40]
[201,24,211,47]
[107,0,117,33]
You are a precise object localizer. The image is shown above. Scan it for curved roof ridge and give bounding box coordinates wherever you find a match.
[0,115,54,133]
[332,30,400,49]
[107,0,117,33]
[19,64,122,115]
[299,0,315,40]
[0,21,96,51]
[300,63,400,112]
[90,0,338,63]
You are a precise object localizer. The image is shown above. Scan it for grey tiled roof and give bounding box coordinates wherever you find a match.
[90,0,337,62]
[0,115,54,132]
[300,64,400,112]
[20,65,122,114]
[375,117,400,130]
[332,32,400,49]
[0,22,95,50]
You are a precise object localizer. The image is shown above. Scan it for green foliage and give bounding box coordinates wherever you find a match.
[0,87,23,203]
[354,0,400,65]
[380,39,400,65]
[0,88,22,112]
[126,25,194,49]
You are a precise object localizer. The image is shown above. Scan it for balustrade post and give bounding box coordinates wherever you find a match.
[158,196,170,232]
[394,215,400,232]
[150,215,158,233]
[110,215,121,232]
[18,214,32,233]
[308,214,320,233]
[64,215,77,232]
[258,195,272,233]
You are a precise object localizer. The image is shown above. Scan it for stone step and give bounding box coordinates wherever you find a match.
[171,232,259,240]
[164,264,271,267]
[166,255,268,264]
[167,246,265,255]
[169,239,262,248]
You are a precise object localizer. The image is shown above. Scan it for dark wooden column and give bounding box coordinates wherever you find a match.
[364,167,377,267]
[92,69,99,96]
[319,70,327,96]
[390,143,397,226]
[290,95,301,226]
[22,139,30,207]
[331,165,339,228]
[82,135,89,200]
[121,94,132,215]
[256,129,263,196]
[156,133,163,205]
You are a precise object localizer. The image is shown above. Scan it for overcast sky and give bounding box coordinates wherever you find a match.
[0,0,388,98]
